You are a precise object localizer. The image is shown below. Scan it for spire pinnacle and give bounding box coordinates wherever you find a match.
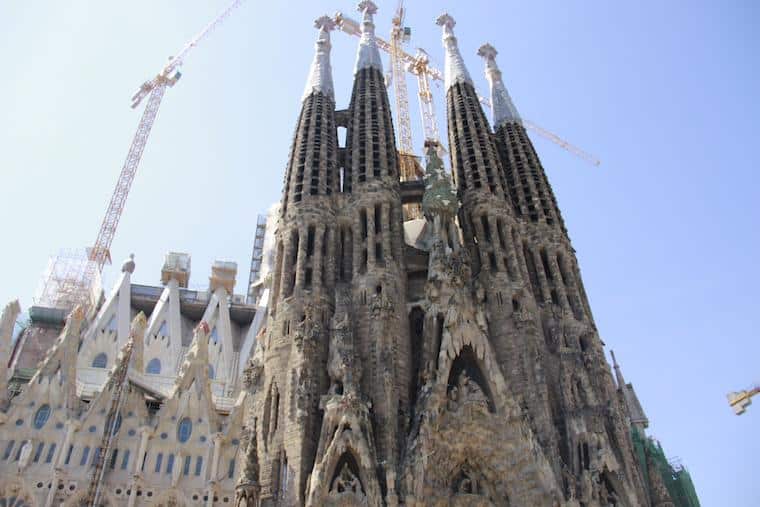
[354,1,383,73]
[478,43,521,126]
[436,13,473,90]
[303,15,336,102]
[610,350,626,389]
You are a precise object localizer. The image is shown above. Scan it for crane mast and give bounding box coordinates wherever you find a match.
[389,4,415,158]
[409,49,441,145]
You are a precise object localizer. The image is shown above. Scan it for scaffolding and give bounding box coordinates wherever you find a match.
[247,215,267,305]
[33,249,101,312]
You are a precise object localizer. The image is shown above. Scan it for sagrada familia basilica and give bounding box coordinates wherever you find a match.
[0,2,699,506]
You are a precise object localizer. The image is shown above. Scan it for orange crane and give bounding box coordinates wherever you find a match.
[334,7,600,168]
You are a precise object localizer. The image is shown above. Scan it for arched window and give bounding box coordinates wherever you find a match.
[106,315,117,332]
[92,353,107,368]
[177,417,192,443]
[146,358,161,375]
[208,364,216,380]
[33,404,51,429]
[158,321,168,336]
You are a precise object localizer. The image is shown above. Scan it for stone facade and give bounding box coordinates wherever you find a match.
[234,5,685,506]
[0,3,697,507]
[0,253,268,507]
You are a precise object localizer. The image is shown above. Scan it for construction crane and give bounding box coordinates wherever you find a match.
[409,48,441,145]
[333,8,600,168]
[388,2,422,182]
[74,0,246,305]
[727,385,760,415]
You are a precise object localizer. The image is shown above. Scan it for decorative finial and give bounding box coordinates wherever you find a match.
[436,13,472,90]
[478,43,521,126]
[477,43,497,61]
[314,14,336,32]
[121,253,136,274]
[354,0,382,73]
[436,13,456,33]
[358,0,378,18]
[303,14,336,101]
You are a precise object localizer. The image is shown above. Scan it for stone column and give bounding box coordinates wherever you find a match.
[472,215,491,269]
[279,234,294,301]
[530,248,552,305]
[312,225,325,294]
[487,215,506,272]
[325,226,337,291]
[294,225,309,291]
[367,206,376,269]
[381,202,392,266]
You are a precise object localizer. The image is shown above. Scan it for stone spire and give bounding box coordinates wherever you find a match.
[354,1,382,73]
[610,350,626,389]
[611,350,649,430]
[303,16,336,102]
[477,43,522,127]
[436,13,473,90]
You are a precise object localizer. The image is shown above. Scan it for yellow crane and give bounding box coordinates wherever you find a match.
[37,0,246,314]
[728,385,760,415]
[334,5,601,168]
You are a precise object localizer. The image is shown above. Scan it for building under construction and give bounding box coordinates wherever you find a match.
[0,2,700,506]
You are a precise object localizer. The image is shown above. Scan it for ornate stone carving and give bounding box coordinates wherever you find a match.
[241,354,264,391]
[447,371,489,414]
[328,314,356,395]
[331,462,363,495]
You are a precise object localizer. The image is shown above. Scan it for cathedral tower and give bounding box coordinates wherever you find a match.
[340,0,410,497]
[261,15,339,504]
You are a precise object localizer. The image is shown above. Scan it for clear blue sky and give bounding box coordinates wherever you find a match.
[1,1,757,504]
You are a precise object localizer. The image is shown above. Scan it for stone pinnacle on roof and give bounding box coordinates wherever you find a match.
[354,1,383,74]
[436,13,473,90]
[478,43,522,127]
[303,15,336,102]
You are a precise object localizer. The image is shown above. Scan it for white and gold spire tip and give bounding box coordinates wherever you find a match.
[478,43,522,126]
[354,1,383,74]
[303,15,336,102]
[436,13,473,91]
